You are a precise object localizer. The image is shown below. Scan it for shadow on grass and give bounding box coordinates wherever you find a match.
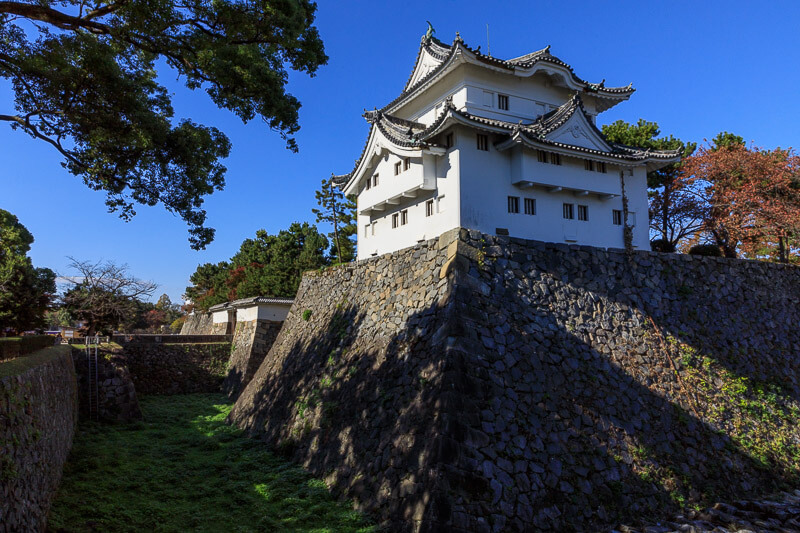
[47,394,375,533]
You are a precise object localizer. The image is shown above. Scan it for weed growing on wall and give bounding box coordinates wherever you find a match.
[678,343,800,478]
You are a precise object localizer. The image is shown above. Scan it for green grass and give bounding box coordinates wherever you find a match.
[0,345,69,378]
[48,394,375,533]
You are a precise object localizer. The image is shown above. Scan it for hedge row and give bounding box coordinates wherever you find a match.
[0,336,56,362]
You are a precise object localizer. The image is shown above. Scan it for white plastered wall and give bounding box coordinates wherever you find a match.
[236,303,292,322]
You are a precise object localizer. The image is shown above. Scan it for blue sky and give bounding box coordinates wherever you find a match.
[2,0,799,303]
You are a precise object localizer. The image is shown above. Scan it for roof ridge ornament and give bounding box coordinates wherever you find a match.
[424,21,435,43]
[454,31,463,43]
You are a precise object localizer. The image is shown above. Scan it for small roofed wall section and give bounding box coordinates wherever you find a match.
[230,228,800,531]
[223,302,292,399]
[0,346,78,532]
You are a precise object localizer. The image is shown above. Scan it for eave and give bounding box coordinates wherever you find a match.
[382,35,635,116]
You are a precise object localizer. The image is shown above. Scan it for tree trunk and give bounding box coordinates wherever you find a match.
[332,197,342,264]
[778,236,787,263]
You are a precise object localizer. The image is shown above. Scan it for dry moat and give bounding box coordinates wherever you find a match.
[47,394,375,533]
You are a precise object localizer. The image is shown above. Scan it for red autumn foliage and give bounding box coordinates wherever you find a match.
[679,144,800,262]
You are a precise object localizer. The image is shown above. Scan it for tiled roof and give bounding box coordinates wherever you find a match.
[230,296,294,307]
[331,104,452,189]
[383,35,634,115]
[445,96,681,162]
[332,92,679,191]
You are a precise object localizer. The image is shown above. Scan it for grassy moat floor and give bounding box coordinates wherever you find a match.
[48,394,375,533]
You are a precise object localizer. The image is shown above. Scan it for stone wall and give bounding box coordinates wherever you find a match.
[180,312,214,335]
[113,334,231,344]
[229,229,800,531]
[73,348,141,422]
[223,319,283,399]
[121,342,230,395]
[0,346,78,532]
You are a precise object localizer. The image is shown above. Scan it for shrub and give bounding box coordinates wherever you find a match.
[0,335,54,361]
[302,309,312,321]
[650,239,676,253]
[688,244,723,257]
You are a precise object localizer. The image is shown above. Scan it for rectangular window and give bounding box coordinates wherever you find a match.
[524,198,536,215]
[563,203,574,220]
[629,212,636,227]
[364,224,369,238]
[477,134,489,151]
[613,209,623,226]
[371,221,376,235]
[498,94,509,111]
[537,150,548,163]
[597,162,607,173]
[507,196,520,214]
[584,160,594,172]
[394,162,401,175]
[372,173,379,187]
[445,132,454,148]
[437,195,445,213]
[578,205,588,221]
[426,199,434,217]
[392,213,399,229]
[483,90,493,107]
[365,178,371,190]
[403,157,411,171]
[550,153,561,165]
[400,209,408,225]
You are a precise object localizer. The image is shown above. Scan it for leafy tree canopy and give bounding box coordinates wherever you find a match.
[680,139,800,262]
[0,209,56,332]
[185,222,328,311]
[602,119,700,248]
[0,0,327,248]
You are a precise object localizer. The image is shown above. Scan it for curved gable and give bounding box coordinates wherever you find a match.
[546,111,611,152]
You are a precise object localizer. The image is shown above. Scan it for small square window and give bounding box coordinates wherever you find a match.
[613,209,623,226]
[550,153,561,166]
[578,205,588,221]
[426,199,434,217]
[584,160,594,172]
[404,158,411,171]
[508,196,520,214]
[400,209,408,225]
[537,150,548,163]
[524,198,536,215]
[563,203,574,220]
[477,134,489,151]
[372,173,379,187]
[445,132,454,148]
[597,162,607,173]
[392,213,399,228]
[498,94,509,111]
[394,162,401,175]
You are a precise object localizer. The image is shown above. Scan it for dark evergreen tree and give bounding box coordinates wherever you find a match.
[0,0,327,248]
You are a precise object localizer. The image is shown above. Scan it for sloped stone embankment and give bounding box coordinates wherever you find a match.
[230,228,800,532]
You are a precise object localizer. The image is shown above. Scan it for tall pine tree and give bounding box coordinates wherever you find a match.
[312,176,357,263]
